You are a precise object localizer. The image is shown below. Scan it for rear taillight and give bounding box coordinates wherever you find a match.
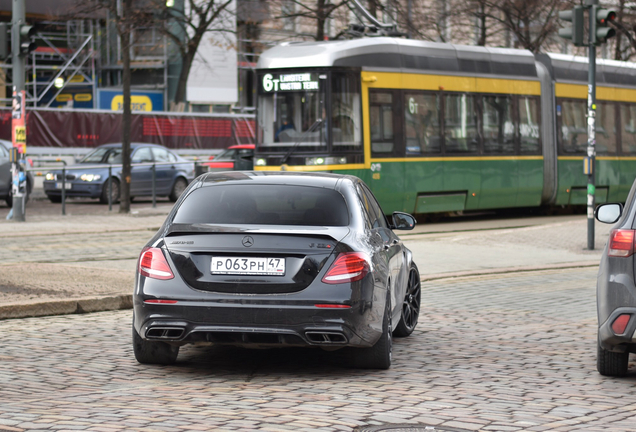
[608,229,635,257]
[322,252,370,284]
[139,247,174,280]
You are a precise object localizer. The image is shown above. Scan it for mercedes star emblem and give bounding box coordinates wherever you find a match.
[242,236,254,247]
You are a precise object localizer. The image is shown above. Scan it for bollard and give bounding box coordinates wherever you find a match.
[108,166,112,211]
[61,167,66,216]
[151,164,156,208]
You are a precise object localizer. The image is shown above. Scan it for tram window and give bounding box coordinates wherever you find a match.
[621,104,636,154]
[332,74,362,149]
[519,96,541,154]
[404,93,441,155]
[482,95,515,154]
[560,99,587,154]
[444,94,479,153]
[596,102,617,155]
[370,92,395,155]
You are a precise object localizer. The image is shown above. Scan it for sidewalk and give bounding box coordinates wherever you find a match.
[0,207,609,320]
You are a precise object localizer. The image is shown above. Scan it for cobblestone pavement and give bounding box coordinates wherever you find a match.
[1,267,634,432]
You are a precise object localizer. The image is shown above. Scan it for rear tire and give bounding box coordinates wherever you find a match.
[100,178,120,204]
[393,263,421,337]
[132,323,179,365]
[169,177,187,202]
[351,293,392,370]
[597,340,629,377]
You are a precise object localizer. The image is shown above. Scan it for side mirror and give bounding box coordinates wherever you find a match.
[595,203,623,224]
[392,212,416,230]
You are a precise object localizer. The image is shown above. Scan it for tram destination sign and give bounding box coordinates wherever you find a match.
[259,72,320,94]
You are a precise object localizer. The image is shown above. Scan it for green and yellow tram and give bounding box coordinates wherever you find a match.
[253,37,636,215]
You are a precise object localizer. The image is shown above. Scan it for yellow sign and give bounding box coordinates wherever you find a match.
[111,95,153,112]
[74,93,92,102]
[15,126,26,143]
[56,94,73,102]
[70,75,85,83]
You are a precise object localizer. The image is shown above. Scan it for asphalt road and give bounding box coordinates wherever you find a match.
[0,267,633,431]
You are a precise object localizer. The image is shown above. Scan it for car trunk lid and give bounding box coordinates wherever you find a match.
[164,224,349,294]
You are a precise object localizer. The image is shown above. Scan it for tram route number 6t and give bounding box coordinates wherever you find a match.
[408,97,418,114]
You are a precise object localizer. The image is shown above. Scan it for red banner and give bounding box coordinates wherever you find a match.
[0,109,256,149]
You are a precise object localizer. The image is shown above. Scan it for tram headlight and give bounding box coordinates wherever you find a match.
[45,173,55,181]
[306,157,325,166]
[255,158,266,166]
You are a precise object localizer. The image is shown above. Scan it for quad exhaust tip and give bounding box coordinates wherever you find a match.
[305,331,347,344]
[146,327,185,340]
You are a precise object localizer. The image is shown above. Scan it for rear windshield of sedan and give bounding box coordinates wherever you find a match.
[173,184,349,226]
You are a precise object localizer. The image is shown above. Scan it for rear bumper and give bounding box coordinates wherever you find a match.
[133,300,377,348]
[598,307,636,352]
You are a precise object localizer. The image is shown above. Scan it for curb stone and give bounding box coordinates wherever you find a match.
[0,294,132,320]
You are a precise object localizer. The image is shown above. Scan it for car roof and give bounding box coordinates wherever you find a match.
[199,171,358,189]
[98,142,169,150]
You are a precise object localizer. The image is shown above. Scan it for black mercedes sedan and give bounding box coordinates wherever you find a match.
[595,177,636,376]
[132,171,420,369]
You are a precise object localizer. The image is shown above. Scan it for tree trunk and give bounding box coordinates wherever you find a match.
[119,0,132,214]
[174,37,202,104]
[478,3,486,46]
[316,0,326,41]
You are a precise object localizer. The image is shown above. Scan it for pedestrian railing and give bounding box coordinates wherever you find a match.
[25,160,206,215]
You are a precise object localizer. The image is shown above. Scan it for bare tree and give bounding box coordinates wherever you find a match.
[66,0,152,213]
[495,0,561,52]
[272,0,350,41]
[157,0,234,105]
[609,0,636,61]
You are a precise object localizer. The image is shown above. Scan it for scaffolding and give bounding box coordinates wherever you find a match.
[0,17,169,110]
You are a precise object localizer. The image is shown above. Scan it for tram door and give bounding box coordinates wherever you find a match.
[368,89,406,214]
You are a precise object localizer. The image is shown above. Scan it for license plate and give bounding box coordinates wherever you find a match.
[211,257,285,276]
[55,182,72,190]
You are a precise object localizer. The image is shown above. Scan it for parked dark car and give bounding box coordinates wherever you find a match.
[203,144,254,172]
[595,178,636,376]
[0,139,33,207]
[132,171,420,369]
[43,143,195,203]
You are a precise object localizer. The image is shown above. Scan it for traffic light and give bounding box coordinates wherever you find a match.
[0,23,8,60]
[558,6,585,46]
[18,24,35,55]
[593,6,617,45]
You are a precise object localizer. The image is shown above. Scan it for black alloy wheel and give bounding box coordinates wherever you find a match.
[393,263,421,337]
